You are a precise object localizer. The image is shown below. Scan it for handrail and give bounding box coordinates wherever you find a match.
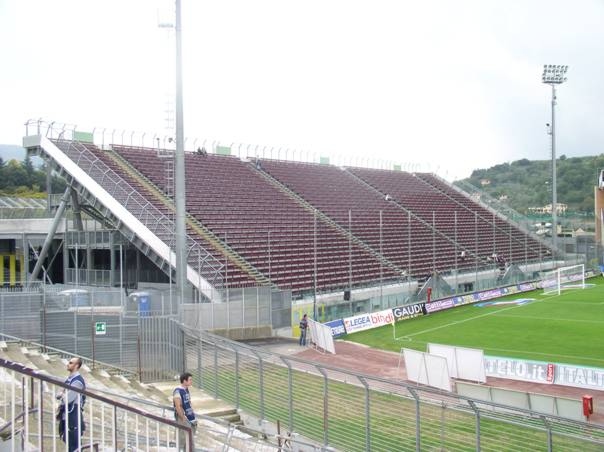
[0,357,316,451]
[33,135,224,294]
[0,408,38,437]
[64,138,225,285]
[0,358,194,450]
[24,118,429,176]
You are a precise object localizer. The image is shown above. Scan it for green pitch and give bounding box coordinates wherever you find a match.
[343,276,604,368]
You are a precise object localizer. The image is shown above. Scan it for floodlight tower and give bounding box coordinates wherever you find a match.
[542,64,568,258]
[174,0,187,304]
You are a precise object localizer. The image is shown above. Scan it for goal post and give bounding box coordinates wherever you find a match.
[541,264,585,295]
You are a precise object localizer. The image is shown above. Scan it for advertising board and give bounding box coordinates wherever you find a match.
[325,319,346,337]
[392,302,426,321]
[484,356,554,384]
[342,313,374,334]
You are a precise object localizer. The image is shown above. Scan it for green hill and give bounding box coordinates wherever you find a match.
[456,154,604,215]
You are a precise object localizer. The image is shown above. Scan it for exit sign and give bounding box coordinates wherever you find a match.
[95,322,107,336]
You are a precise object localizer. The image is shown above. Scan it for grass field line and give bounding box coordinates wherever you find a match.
[469,346,604,365]
[494,313,604,324]
[395,292,582,340]
[545,300,604,305]
[396,303,522,339]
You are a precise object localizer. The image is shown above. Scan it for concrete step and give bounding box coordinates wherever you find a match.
[216,411,242,425]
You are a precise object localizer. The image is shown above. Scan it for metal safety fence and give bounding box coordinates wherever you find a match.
[0,348,335,451]
[184,328,604,452]
[0,286,286,381]
[3,288,604,450]
[0,358,195,451]
[0,289,183,379]
[180,285,291,331]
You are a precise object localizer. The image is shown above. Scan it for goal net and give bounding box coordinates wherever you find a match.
[541,264,585,295]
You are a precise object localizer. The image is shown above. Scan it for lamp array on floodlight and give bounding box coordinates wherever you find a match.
[542,65,568,84]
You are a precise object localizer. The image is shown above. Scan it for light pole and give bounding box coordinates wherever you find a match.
[542,64,568,258]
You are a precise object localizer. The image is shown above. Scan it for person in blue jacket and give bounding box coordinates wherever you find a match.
[56,357,86,452]
[173,372,197,449]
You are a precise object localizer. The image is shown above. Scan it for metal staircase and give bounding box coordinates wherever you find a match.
[23,135,223,299]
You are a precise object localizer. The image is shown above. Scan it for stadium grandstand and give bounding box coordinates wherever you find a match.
[16,121,561,300]
[1,119,599,451]
[3,119,581,324]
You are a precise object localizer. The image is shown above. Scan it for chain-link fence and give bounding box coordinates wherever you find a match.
[0,286,286,379]
[179,286,291,332]
[183,328,604,452]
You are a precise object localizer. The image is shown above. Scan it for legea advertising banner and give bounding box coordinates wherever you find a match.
[342,313,374,334]
[343,309,395,333]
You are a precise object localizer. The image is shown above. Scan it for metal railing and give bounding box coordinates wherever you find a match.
[0,358,194,451]
[3,288,603,450]
[184,328,604,452]
[0,355,333,451]
[24,119,429,172]
[24,123,226,292]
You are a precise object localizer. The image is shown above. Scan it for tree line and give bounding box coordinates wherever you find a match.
[0,156,65,197]
[1,152,601,215]
[459,154,604,215]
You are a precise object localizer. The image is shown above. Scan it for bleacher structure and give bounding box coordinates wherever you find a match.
[20,121,561,306]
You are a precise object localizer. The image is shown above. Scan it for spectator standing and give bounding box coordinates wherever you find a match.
[299,314,309,346]
[173,372,197,449]
[57,357,86,452]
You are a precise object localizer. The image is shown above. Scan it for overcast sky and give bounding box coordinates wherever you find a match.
[1,0,603,180]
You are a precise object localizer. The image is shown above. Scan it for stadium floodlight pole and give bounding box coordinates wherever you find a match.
[542,64,569,259]
[313,209,318,320]
[174,0,187,306]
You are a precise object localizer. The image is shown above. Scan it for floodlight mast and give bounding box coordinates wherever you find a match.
[174,0,187,305]
[542,64,568,259]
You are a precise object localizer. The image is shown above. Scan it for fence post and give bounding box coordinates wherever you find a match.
[541,415,553,452]
[136,334,141,382]
[196,333,202,390]
[42,291,47,351]
[113,405,118,450]
[234,349,240,409]
[259,356,264,420]
[358,376,370,451]
[38,378,44,447]
[318,367,329,446]
[407,387,421,452]
[468,400,481,451]
[280,357,294,431]
[249,349,265,420]
[91,293,96,370]
[213,344,218,398]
